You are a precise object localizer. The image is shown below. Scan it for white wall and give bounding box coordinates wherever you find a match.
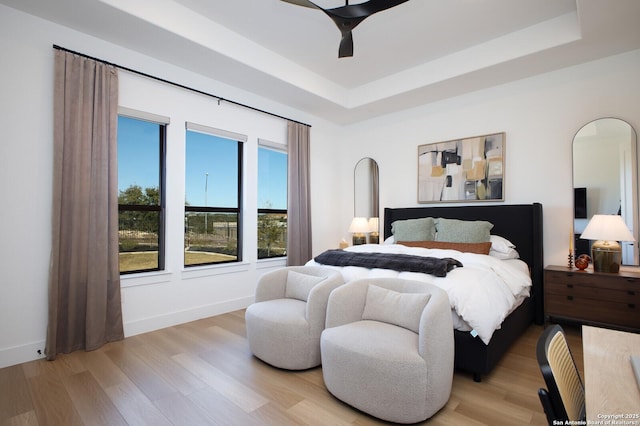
[117,71,287,334]
[0,4,342,368]
[2,3,640,368]
[332,49,640,269]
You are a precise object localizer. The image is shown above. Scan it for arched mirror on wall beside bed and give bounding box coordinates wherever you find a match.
[353,157,379,244]
[573,118,639,265]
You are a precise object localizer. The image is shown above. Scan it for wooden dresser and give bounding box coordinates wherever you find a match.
[544,265,640,332]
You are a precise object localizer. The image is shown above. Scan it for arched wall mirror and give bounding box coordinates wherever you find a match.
[354,157,380,238]
[573,118,639,265]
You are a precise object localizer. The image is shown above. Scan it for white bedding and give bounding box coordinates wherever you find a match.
[307,243,532,344]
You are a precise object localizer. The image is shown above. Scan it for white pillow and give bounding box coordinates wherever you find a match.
[362,284,431,333]
[490,235,516,253]
[489,235,519,259]
[383,235,395,244]
[285,270,325,302]
[489,248,520,260]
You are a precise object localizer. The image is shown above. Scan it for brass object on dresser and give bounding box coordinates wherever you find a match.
[544,265,640,331]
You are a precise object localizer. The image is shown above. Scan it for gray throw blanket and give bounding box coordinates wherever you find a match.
[314,249,463,277]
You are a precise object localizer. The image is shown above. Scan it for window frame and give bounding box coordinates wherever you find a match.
[257,140,288,260]
[117,110,168,275]
[184,123,245,267]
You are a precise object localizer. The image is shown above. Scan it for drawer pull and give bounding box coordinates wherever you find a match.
[567,295,574,301]
[567,284,574,289]
[629,303,636,309]
[628,291,636,296]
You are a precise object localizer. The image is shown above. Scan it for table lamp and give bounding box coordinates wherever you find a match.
[348,217,369,245]
[580,214,635,273]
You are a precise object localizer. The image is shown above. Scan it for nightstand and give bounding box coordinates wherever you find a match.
[544,265,640,332]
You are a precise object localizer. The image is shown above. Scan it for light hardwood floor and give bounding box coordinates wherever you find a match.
[0,311,583,425]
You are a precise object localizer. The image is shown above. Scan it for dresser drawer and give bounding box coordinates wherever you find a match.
[544,265,640,332]
[545,296,640,329]
[545,270,640,293]
[545,282,640,304]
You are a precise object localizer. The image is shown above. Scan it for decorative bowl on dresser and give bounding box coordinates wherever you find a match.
[544,265,640,332]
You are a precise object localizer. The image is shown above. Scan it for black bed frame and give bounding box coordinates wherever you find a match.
[383,203,544,382]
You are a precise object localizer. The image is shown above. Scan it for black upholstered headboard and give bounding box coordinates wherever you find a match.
[383,203,544,324]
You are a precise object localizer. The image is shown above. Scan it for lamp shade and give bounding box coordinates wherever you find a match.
[580,215,635,242]
[580,214,635,273]
[368,217,380,244]
[349,217,369,245]
[348,217,370,234]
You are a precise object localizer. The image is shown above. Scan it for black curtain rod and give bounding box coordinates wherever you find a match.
[53,44,311,128]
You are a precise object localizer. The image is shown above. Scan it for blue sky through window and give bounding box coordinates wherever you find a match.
[117,116,159,195]
[258,146,287,210]
[185,130,239,208]
[118,116,287,209]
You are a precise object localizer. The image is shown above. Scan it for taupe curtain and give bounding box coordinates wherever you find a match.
[286,121,313,266]
[46,50,124,360]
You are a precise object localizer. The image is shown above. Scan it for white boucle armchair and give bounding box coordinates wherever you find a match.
[320,277,454,424]
[245,266,344,370]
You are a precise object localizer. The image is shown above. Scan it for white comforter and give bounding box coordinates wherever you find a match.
[307,244,532,344]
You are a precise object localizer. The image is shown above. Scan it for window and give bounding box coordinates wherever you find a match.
[258,142,288,259]
[117,113,167,274]
[184,123,244,267]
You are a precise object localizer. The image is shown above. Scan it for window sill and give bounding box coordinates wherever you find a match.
[121,270,173,288]
[256,257,287,269]
[120,259,282,286]
[181,262,251,280]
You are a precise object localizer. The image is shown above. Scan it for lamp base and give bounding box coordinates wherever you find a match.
[369,233,379,244]
[352,234,366,245]
[591,240,622,273]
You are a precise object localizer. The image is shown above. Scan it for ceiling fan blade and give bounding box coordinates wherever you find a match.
[361,0,410,13]
[338,31,354,58]
[280,0,319,10]
[328,0,410,19]
[323,0,409,34]
[284,0,411,58]
[325,13,367,32]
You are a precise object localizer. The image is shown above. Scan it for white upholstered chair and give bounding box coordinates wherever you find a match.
[320,277,454,424]
[245,266,344,370]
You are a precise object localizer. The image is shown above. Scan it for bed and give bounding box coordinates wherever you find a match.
[312,203,543,381]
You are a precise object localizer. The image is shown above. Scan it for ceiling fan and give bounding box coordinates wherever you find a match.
[281,0,410,58]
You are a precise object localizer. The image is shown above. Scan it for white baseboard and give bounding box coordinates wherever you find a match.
[123,296,253,337]
[0,340,47,369]
[0,297,253,369]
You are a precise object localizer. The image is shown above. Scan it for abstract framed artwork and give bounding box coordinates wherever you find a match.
[418,132,505,203]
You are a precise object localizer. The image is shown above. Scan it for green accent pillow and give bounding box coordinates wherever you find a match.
[435,218,494,243]
[391,217,436,242]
